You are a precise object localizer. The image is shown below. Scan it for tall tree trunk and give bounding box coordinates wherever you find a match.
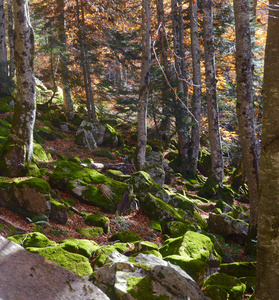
[136,0,151,170]
[255,1,279,298]
[188,0,202,175]
[202,0,224,185]
[233,0,259,244]
[56,0,74,120]
[76,0,96,122]
[7,0,15,78]
[172,0,189,177]
[0,0,36,177]
[0,0,8,91]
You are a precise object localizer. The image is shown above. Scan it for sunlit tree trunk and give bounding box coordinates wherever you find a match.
[255,1,279,298]
[188,0,202,175]
[7,0,15,78]
[136,0,151,170]
[75,0,96,122]
[0,0,35,177]
[202,0,224,185]
[56,0,74,120]
[0,0,8,83]
[233,0,259,244]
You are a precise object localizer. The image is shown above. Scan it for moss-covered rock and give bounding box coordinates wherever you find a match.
[49,160,132,213]
[220,262,256,278]
[27,246,93,277]
[109,230,142,243]
[149,220,162,232]
[103,124,119,147]
[50,198,68,225]
[202,272,246,300]
[197,149,211,177]
[7,232,56,248]
[0,177,51,218]
[105,169,130,182]
[83,213,110,233]
[59,238,100,259]
[198,175,219,199]
[159,231,221,267]
[163,221,196,238]
[32,142,52,163]
[76,227,104,238]
[141,193,184,223]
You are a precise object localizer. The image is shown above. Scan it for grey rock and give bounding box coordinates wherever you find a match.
[0,236,109,300]
[207,212,249,243]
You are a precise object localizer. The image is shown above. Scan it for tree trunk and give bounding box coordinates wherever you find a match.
[188,0,202,175]
[0,0,36,177]
[233,0,259,244]
[136,0,151,170]
[7,0,15,78]
[56,0,74,120]
[202,0,224,185]
[255,1,279,298]
[76,0,97,122]
[0,0,8,91]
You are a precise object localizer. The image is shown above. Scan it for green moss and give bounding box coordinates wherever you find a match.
[83,213,110,233]
[127,276,169,300]
[59,238,100,258]
[198,175,219,198]
[27,246,93,277]
[7,233,28,245]
[0,119,11,137]
[109,230,142,243]
[149,221,162,232]
[203,272,246,300]
[33,142,52,163]
[141,193,184,223]
[8,232,56,248]
[16,177,51,195]
[93,148,114,159]
[220,262,256,278]
[128,171,160,195]
[76,227,103,238]
[164,221,196,238]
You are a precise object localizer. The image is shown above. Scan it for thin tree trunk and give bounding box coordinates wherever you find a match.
[202,0,224,185]
[56,0,74,120]
[136,0,151,170]
[0,0,8,80]
[255,1,279,298]
[188,0,202,175]
[0,0,36,177]
[233,0,259,244]
[7,0,15,78]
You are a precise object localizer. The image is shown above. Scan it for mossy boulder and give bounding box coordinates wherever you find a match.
[49,198,68,225]
[202,272,246,300]
[27,246,93,277]
[49,160,132,213]
[59,238,100,259]
[83,213,110,233]
[105,169,130,182]
[127,171,160,198]
[159,231,221,267]
[8,232,56,248]
[141,193,184,223]
[103,124,119,147]
[76,227,104,238]
[0,177,51,218]
[220,262,256,278]
[32,142,52,163]
[198,175,219,199]
[109,230,142,243]
[169,194,195,215]
[163,221,196,238]
[149,220,162,232]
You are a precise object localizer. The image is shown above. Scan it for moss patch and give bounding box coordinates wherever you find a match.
[76,227,104,238]
[59,238,100,258]
[109,230,142,243]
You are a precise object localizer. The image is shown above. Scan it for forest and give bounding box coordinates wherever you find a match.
[0,0,278,299]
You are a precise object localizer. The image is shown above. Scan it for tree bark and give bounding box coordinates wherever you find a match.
[0,0,36,177]
[233,0,259,243]
[202,0,224,185]
[56,0,74,120]
[0,0,8,84]
[188,0,202,175]
[255,1,279,298]
[7,0,15,78]
[136,0,151,170]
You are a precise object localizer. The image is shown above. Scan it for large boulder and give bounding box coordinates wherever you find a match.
[75,121,106,150]
[49,160,133,213]
[92,252,209,300]
[0,236,109,299]
[207,212,249,244]
[0,177,51,218]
